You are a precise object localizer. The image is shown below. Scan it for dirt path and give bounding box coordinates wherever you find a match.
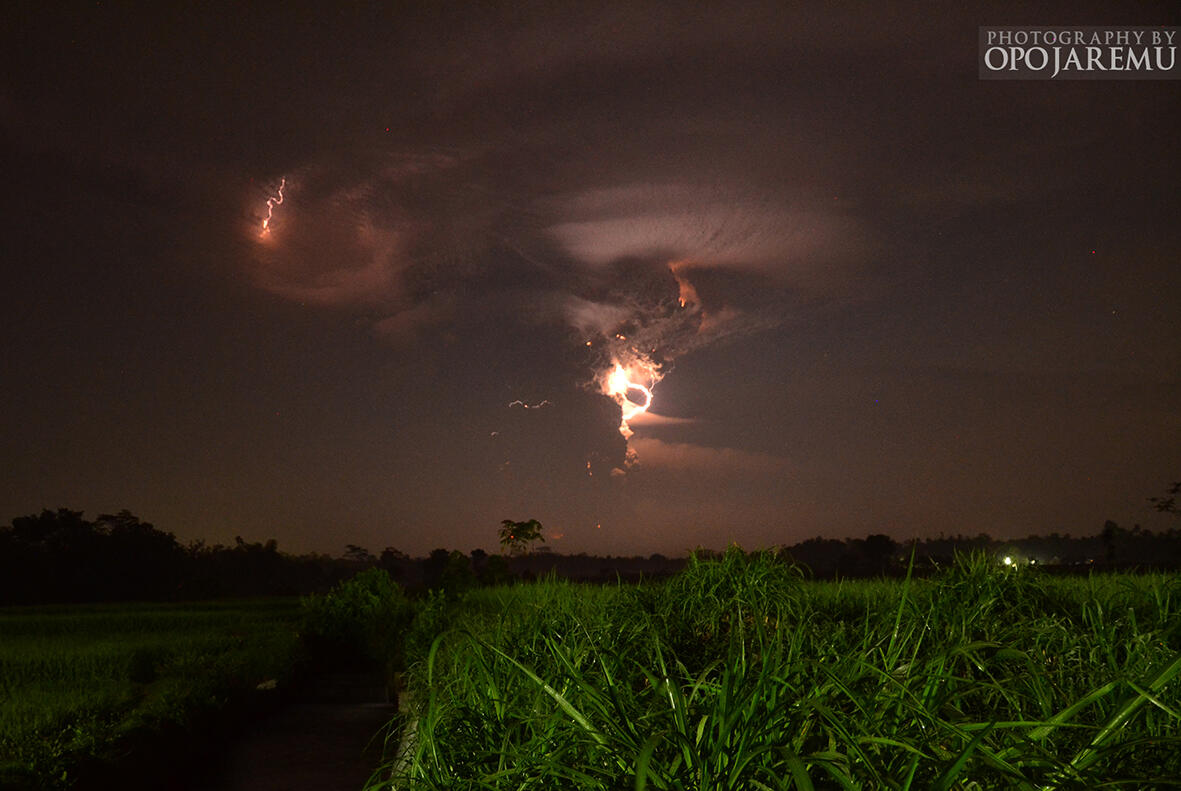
[190,702,396,791]
[188,672,398,791]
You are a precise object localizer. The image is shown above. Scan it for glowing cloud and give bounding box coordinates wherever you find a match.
[546,183,867,280]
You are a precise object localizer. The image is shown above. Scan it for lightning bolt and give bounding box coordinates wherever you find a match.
[260,177,286,236]
[508,399,553,409]
[603,361,655,438]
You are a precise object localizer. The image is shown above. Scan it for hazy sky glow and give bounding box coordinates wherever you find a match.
[2,2,1178,555]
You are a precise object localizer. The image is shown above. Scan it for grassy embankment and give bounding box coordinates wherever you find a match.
[386,551,1181,789]
[0,598,304,789]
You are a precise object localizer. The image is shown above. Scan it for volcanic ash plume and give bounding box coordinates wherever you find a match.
[566,259,708,439]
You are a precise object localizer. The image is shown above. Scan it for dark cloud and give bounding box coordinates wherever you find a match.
[2,1,1177,554]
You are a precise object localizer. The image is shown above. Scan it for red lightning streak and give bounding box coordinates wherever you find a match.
[260,177,286,236]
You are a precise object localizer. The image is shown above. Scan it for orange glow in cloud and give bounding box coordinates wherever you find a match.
[669,260,700,309]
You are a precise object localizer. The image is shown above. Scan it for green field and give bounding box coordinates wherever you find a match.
[388,552,1181,790]
[0,599,304,789]
[4,556,1179,790]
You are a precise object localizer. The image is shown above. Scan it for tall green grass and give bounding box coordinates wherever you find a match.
[0,599,303,789]
[381,551,1181,790]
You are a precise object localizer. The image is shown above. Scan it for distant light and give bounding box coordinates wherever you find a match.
[1003,556,1012,566]
[1029,558,1036,565]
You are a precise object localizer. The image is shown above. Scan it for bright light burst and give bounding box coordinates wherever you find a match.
[260,177,286,236]
[601,360,657,438]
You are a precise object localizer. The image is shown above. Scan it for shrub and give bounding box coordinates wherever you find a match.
[401,588,451,670]
[301,568,413,670]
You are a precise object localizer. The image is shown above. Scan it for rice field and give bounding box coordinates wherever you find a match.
[382,551,1181,790]
[0,599,304,789]
[4,555,1178,790]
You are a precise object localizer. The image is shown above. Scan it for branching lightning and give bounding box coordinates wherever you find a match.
[602,360,657,438]
[606,364,652,420]
[508,399,553,409]
[260,177,286,236]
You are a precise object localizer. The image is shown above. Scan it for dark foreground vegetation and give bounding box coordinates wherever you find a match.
[0,599,304,789]
[3,551,1180,789]
[4,497,1179,789]
[0,569,412,790]
[389,551,1181,790]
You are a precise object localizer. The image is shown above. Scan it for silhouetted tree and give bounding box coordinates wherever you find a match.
[483,553,513,585]
[441,550,478,598]
[787,536,846,577]
[10,508,95,552]
[861,533,898,574]
[499,518,545,556]
[423,548,451,590]
[1101,519,1121,565]
[1149,481,1180,516]
[381,546,408,564]
[469,547,489,579]
[380,547,410,584]
[344,544,377,564]
[94,510,183,598]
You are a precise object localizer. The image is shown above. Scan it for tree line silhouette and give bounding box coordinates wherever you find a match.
[1,506,1178,605]
[0,509,347,604]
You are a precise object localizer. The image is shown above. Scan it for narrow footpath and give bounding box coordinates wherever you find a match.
[189,673,398,791]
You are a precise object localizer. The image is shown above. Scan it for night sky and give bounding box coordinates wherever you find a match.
[3,3,1178,557]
